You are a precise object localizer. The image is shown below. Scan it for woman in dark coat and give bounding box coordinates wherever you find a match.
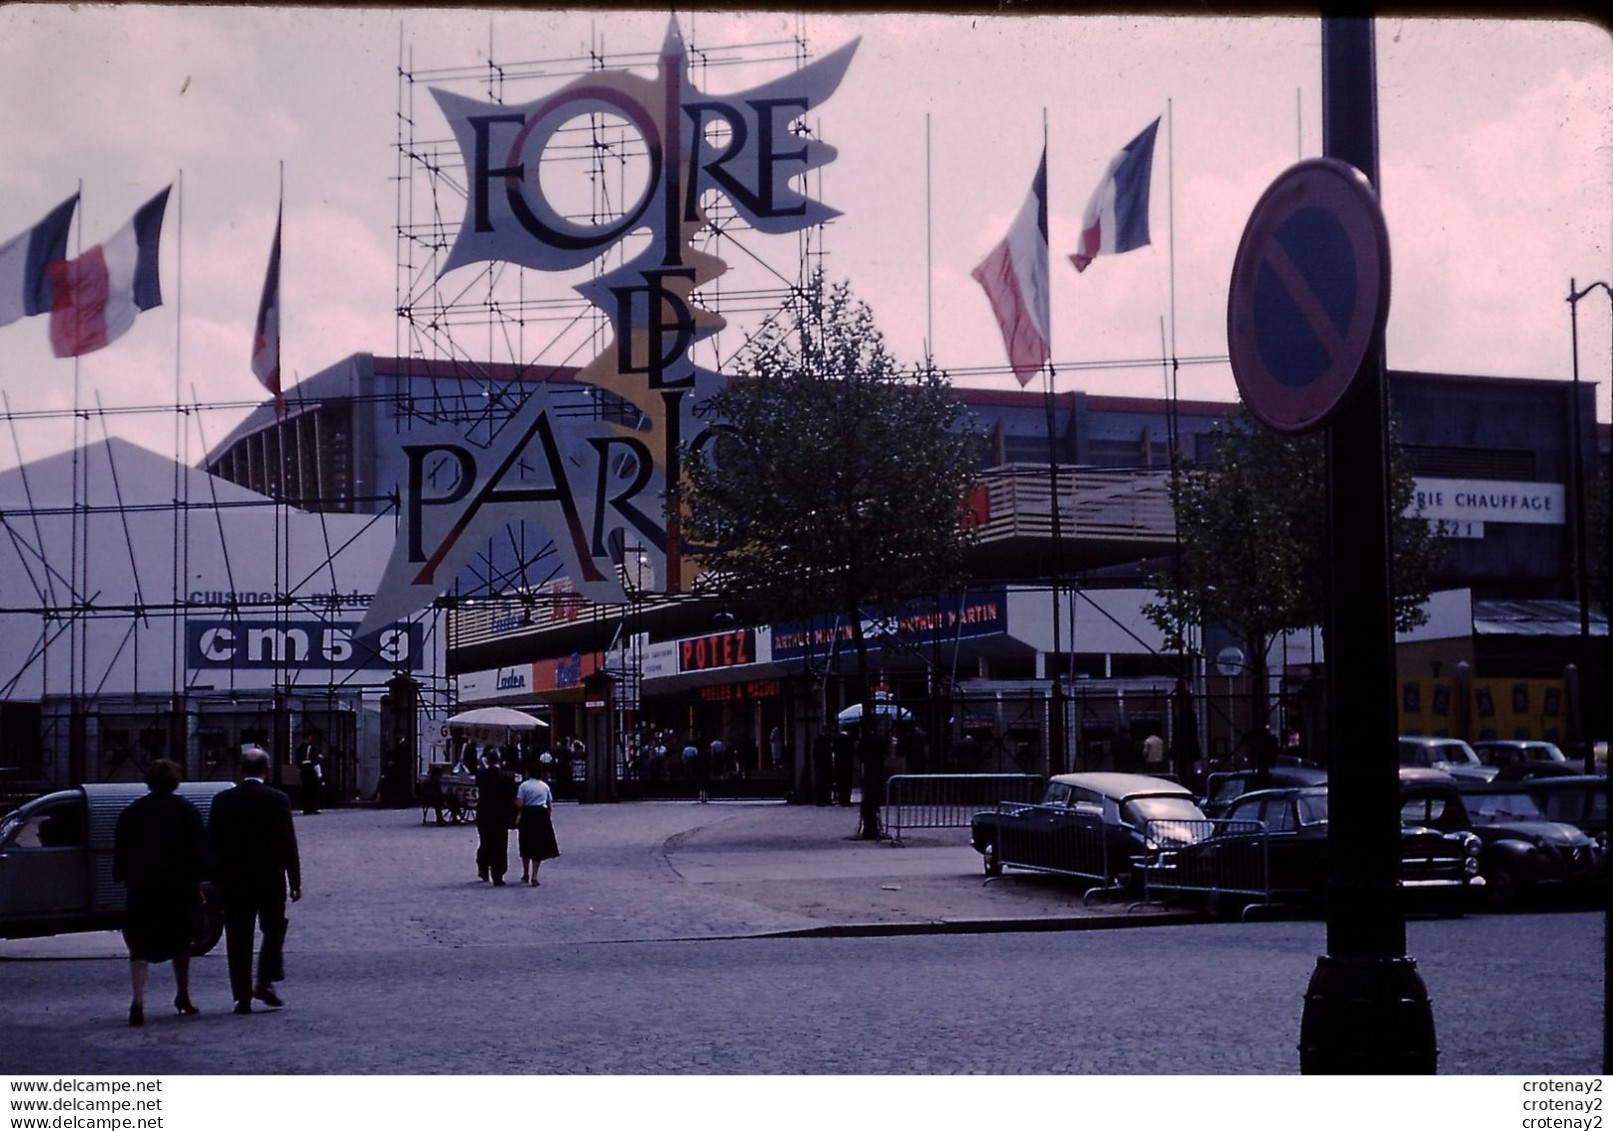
[112,758,207,1026]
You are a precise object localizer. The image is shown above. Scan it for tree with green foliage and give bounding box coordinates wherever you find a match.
[1144,406,1445,759]
[677,275,981,837]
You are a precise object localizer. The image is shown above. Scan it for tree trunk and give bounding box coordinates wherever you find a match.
[850,612,883,840]
[1249,630,1277,788]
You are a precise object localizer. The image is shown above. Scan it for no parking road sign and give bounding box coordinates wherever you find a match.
[1227,158,1390,435]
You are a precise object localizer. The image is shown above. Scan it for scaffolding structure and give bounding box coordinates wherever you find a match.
[0,17,843,796]
[389,17,836,725]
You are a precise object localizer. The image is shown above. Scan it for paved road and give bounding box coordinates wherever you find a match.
[0,802,1604,1074]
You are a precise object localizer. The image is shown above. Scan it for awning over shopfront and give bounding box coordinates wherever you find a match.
[1472,599,1608,638]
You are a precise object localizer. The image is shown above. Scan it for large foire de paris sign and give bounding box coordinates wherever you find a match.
[360,21,856,635]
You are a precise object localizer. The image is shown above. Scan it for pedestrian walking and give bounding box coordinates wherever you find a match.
[515,769,560,885]
[832,730,855,806]
[207,746,301,1015]
[1142,733,1166,773]
[474,748,518,885]
[112,758,207,1026]
[812,733,833,806]
[681,738,699,789]
[423,763,450,826]
[694,739,712,803]
[296,739,323,815]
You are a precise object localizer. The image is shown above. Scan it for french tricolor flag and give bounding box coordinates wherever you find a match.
[0,194,77,328]
[251,205,282,404]
[48,186,171,358]
[1071,117,1160,273]
[972,149,1051,386]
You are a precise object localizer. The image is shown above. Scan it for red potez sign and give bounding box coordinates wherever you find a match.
[680,629,755,672]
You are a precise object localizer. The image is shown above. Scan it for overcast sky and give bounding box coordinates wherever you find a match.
[0,6,1607,471]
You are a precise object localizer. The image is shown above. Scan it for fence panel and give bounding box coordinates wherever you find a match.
[1137,817,1271,919]
[978,802,1115,898]
[882,773,1045,844]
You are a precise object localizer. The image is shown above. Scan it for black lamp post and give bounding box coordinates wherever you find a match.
[1567,279,1608,772]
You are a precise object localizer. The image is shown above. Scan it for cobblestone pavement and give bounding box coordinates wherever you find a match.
[0,801,1603,1074]
[1,800,1181,962]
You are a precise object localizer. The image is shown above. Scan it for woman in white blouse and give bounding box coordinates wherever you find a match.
[515,768,560,885]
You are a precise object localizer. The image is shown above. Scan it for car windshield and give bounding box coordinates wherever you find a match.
[1296,794,1329,825]
[0,809,21,846]
[1126,795,1203,824]
[1431,743,1480,766]
[1465,791,1545,822]
[1540,789,1607,825]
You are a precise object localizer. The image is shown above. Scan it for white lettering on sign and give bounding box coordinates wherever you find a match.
[1409,478,1564,527]
[1426,519,1484,539]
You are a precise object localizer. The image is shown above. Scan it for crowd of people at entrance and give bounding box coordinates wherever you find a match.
[623,729,785,788]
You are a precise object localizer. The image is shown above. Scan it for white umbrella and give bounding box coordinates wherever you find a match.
[836,700,912,724]
[447,706,548,729]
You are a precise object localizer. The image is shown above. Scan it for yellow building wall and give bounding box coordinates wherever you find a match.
[1399,677,1568,743]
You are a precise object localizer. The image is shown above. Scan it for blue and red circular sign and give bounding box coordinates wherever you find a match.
[1227,158,1390,435]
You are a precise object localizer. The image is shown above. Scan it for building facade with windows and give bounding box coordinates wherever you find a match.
[194,353,1605,796]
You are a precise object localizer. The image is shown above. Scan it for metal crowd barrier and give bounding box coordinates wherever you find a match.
[882,773,1045,845]
[985,803,1118,900]
[1135,817,1272,920]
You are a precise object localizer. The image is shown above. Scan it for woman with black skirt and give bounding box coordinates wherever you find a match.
[514,769,560,885]
[112,759,207,1025]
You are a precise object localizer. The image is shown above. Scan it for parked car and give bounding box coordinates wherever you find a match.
[1172,784,1481,914]
[0,782,231,951]
[1405,777,1603,909]
[1398,736,1496,782]
[1470,739,1574,781]
[970,772,1207,886]
[1523,775,1607,845]
[1201,766,1328,818]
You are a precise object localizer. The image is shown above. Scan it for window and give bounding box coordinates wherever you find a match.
[1262,800,1295,833]
[1226,798,1260,824]
[1466,792,1543,822]
[9,802,83,848]
[1402,794,1464,832]
[1398,743,1429,767]
[1296,794,1329,826]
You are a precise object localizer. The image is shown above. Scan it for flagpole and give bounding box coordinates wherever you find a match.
[1040,109,1067,775]
[925,113,933,356]
[69,178,84,768]
[276,161,285,421]
[1167,98,1178,371]
[1164,98,1189,694]
[173,169,186,711]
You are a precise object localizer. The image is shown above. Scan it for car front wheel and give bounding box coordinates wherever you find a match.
[1483,864,1520,912]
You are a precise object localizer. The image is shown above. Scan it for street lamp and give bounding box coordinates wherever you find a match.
[1567,278,1609,773]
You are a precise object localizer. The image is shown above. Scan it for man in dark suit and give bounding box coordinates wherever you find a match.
[474,747,517,886]
[208,746,302,1014]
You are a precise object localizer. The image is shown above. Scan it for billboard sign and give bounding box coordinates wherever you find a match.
[361,21,857,635]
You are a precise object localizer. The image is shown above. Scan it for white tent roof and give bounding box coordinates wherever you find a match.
[0,437,422,700]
